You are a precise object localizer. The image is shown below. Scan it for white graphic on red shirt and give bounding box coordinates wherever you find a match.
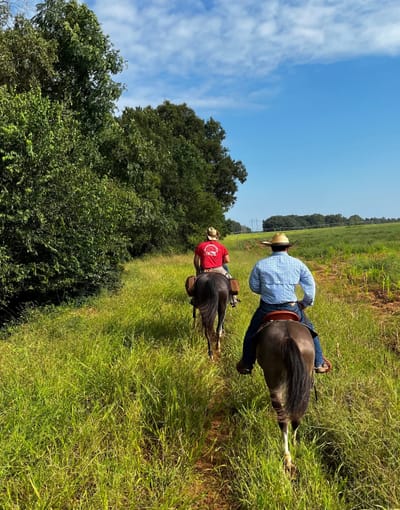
[204,244,218,256]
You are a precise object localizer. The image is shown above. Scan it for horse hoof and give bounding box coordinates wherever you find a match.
[284,461,298,479]
[283,454,298,478]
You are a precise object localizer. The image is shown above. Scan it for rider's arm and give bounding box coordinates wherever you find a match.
[298,263,316,308]
[193,253,202,274]
[249,264,261,294]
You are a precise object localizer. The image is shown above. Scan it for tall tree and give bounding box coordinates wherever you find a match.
[156,102,247,212]
[202,117,247,211]
[0,0,10,27]
[0,16,57,92]
[32,0,124,133]
[111,103,247,248]
[96,107,177,254]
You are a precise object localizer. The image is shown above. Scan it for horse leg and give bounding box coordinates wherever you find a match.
[215,321,223,353]
[206,331,214,360]
[215,333,221,354]
[279,421,297,476]
[279,422,291,469]
[215,302,228,353]
[292,420,300,445]
[270,390,297,476]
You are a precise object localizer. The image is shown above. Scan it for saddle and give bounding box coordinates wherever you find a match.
[259,310,320,339]
[185,274,240,297]
[261,310,300,323]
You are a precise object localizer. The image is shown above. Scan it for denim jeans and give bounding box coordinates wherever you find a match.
[240,300,324,368]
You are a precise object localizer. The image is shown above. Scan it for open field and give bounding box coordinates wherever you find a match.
[1,223,400,509]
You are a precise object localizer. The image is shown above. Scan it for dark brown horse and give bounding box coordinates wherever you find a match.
[192,272,230,359]
[255,316,315,473]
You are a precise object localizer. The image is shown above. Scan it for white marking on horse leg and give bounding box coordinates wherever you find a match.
[293,426,299,445]
[283,427,290,458]
[282,426,295,474]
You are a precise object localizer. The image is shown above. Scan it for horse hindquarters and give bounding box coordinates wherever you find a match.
[194,273,229,358]
[258,322,314,418]
[256,322,314,471]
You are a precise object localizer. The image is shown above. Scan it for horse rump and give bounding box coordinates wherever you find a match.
[191,272,230,358]
[257,321,314,422]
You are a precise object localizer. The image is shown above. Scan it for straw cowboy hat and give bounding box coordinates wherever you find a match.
[207,226,219,240]
[261,232,293,247]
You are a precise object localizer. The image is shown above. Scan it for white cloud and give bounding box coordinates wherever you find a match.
[88,0,400,110]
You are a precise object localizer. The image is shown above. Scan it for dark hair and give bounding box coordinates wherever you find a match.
[271,245,288,252]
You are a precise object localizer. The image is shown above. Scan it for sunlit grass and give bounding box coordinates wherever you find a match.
[0,224,399,508]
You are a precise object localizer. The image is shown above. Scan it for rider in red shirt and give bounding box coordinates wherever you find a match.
[193,226,238,307]
[194,227,230,274]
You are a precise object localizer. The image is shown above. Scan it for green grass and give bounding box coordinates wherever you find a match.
[0,224,400,508]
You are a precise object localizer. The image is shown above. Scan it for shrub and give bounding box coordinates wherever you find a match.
[0,87,135,307]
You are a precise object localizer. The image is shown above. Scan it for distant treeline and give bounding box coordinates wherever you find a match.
[262,214,400,231]
[0,1,247,312]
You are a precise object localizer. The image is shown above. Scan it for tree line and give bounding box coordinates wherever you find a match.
[262,214,400,232]
[0,0,247,312]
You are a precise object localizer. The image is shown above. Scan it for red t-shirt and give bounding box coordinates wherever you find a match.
[195,241,228,269]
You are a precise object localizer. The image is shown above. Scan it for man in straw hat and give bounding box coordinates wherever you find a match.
[236,232,330,375]
[194,226,237,306]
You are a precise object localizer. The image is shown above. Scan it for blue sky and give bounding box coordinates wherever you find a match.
[84,0,400,229]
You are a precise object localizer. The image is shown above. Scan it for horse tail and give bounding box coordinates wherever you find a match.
[282,331,312,421]
[198,277,219,338]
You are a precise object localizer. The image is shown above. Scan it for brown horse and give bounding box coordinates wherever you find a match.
[191,272,230,359]
[255,316,315,474]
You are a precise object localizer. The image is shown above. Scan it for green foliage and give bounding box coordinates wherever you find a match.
[156,102,247,212]
[226,218,252,233]
[0,87,135,307]
[0,16,57,92]
[104,102,247,252]
[32,0,124,133]
[0,0,247,304]
[0,0,10,27]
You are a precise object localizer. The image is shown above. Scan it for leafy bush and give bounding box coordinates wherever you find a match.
[0,87,135,307]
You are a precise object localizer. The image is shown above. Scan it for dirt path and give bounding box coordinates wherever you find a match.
[192,415,236,509]
[189,380,240,510]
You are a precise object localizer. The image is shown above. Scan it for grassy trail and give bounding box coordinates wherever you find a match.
[1,226,400,508]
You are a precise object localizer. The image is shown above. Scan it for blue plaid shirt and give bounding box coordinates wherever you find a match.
[249,251,315,306]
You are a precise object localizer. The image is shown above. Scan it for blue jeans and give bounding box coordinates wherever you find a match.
[240,300,324,368]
